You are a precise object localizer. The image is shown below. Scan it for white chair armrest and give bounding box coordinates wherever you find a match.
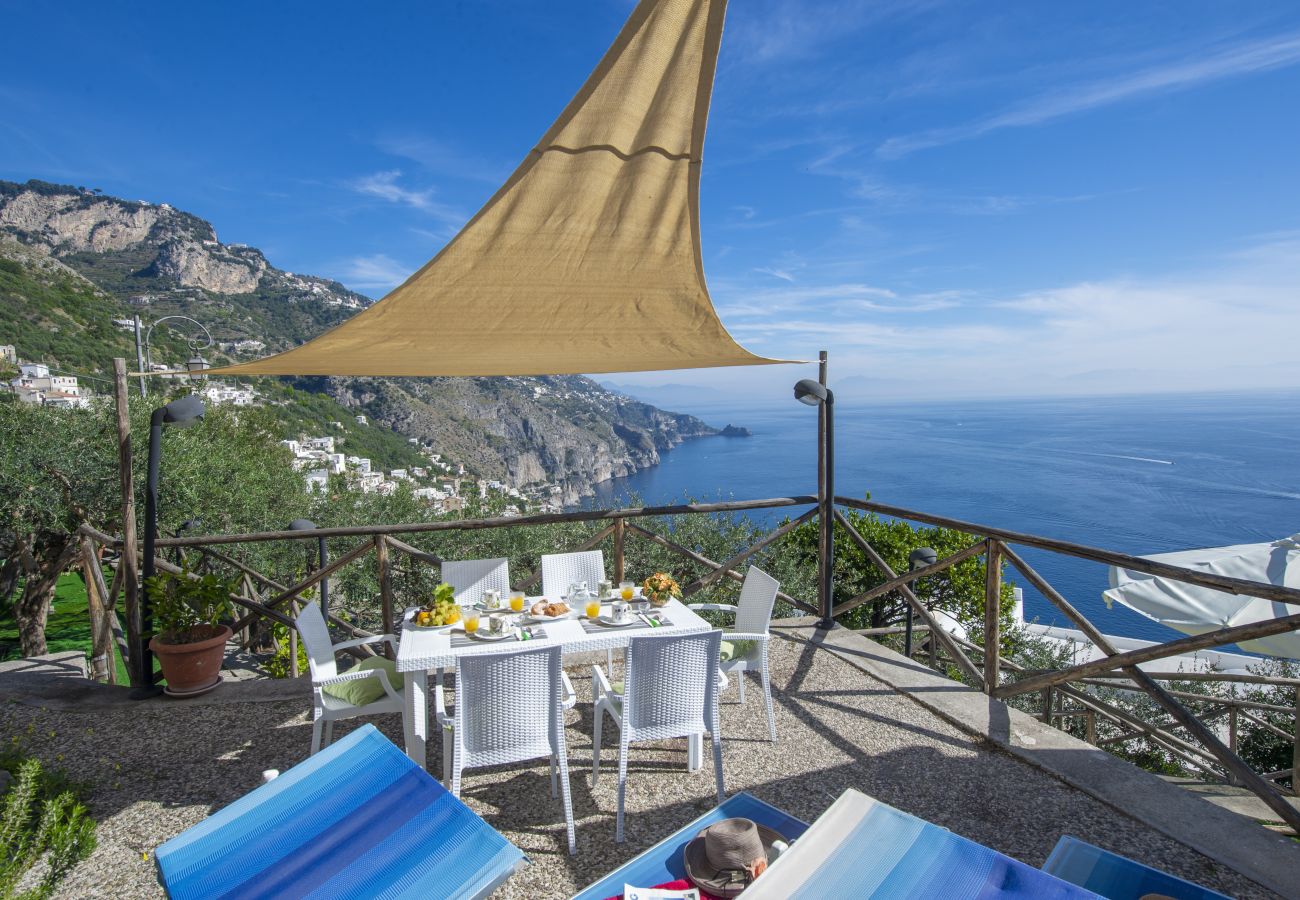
[560,670,577,710]
[723,632,770,643]
[316,666,403,703]
[334,633,398,654]
[434,681,451,728]
[688,603,738,615]
[591,664,615,700]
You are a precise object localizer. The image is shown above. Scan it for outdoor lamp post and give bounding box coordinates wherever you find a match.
[794,378,835,630]
[172,518,202,566]
[135,315,213,398]
[906,547,938,658]
[288,519,329,619]
[135,393,206,697]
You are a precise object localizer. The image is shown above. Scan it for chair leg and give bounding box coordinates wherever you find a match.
[310,717,323,755]
[592,706,605,784]
[442,725,452,787]
[556,737,576,855]
[616,737,630,843]
[761,659,777,742]
[323,720,334,747]
[737,669,746,705]
[712,731,725,803]
[550,754,558,799]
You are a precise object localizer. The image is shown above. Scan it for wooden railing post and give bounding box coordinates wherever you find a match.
[1085,709,1097,744]
[983,539,1002,693]
[1293,686,1300,796]
[112,358,142,686]
[1228,706,1239,786]
[375,535,394,657]
[1041,686,1053,724]
[613,518,625,584]
[78,534,111,683]
[289,599,300,679]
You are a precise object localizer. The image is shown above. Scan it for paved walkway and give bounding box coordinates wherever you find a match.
[0,633,1287,899]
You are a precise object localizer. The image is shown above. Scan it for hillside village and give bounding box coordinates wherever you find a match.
[3,342,562,516]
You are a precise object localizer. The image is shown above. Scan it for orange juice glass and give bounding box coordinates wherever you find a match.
[509,591,526,612]
[585,599,602,619]
[619,581,635,600]
[462,608,481,634]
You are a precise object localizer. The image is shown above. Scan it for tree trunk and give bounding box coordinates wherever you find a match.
[13,532,79,658]
[0,555,20,605]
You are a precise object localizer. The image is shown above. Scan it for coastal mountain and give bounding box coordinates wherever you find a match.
[0,179,733,501]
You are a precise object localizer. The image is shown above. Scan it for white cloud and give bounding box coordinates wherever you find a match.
[718,234,1300,399]
[754,266,797,282]
[347,170,466,226]
[879,30,1300,158]
[339,254,413,293]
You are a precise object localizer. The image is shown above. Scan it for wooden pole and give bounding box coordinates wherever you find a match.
[289,599,299,678]
[375,535,394,656]
[983,540,1002,693]
[1085,709,1097,745]
[613,518,625,585]
[1041,686,1053,724]
[831,540,986,617]
[1293,686,1299,796]
[112,359,142,686]
[79,535,110,682]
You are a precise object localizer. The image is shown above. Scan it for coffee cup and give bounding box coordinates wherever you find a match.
[482,589,501,609]
[611,600,629,623]
[488,612,507,634]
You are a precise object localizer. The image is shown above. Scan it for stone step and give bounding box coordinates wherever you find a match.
[0,650,89,679]
[1160,776,1299,835]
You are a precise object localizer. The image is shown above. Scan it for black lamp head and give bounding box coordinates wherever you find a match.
[178,519,202,532]
[161,394,205,428]
[794,378,828,406]
[288,519,318,531]
[909,547,939,570]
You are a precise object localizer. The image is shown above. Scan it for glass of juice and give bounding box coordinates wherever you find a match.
[510,591,526,612]
[585,598,602,619]
[619,581,635,601]
[462,606,481,634]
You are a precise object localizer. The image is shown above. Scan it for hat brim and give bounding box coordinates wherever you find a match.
[683,822,788,898]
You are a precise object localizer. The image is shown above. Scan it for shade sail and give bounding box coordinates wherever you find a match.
[1103,534,1300,659]
[210,0,794,378]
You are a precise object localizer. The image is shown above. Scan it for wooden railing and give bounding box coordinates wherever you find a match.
[74,490,1300,833]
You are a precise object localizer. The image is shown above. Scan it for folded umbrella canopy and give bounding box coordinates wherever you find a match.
[209,0,796,378]
[1104,534,1300,659]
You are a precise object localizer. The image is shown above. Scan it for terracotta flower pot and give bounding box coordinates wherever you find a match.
[149,624,231,695]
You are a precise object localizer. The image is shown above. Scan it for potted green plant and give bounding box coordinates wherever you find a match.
[145,568,236,695]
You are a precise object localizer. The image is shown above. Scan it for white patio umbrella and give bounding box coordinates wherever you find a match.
[1103,534,1300,660]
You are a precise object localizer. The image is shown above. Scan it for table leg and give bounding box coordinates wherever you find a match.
[406,667,427,770]
[688,733,702,772]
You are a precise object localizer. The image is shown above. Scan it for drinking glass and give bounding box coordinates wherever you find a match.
[462,606,481,634]
[585,598,602,619]
[509,591,526,613]
[619,581,635,601]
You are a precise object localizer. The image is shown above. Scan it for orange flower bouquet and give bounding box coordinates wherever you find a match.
[642,572,681,608]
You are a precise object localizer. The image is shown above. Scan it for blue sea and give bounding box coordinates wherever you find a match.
[591,391,1300,644]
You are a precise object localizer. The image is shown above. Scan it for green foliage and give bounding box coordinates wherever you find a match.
[1237,658,1299,790]
[0,756,97,899]
[785,503,1016,636]
[263,621,309,679]
[0,573,128,683]
[144,567,236,642]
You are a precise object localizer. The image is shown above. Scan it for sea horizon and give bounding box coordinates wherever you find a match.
[589,388,1300,650]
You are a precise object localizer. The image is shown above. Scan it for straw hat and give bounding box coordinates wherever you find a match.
[683,818,786,897]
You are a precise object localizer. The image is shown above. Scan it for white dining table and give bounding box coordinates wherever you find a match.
[395,597,713,772]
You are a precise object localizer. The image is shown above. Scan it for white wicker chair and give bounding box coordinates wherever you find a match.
[441,557,511,603]
[296,603,404,755]
[540,550,605,599]
[591,629,725,842]
[688,565,781,742]
[435,644,578,854]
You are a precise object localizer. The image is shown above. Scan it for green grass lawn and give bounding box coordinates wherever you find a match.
[2,572,130,684]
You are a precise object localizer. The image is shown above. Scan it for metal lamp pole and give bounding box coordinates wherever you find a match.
[133,394,206,698]
[288,519,329,619]
[906,547,937,658]
[795,378,836,630]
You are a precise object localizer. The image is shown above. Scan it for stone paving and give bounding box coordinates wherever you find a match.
[0,633,1281,899]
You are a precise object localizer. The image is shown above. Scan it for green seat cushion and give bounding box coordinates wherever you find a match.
[720,639,757,662]
[321,657,405,706]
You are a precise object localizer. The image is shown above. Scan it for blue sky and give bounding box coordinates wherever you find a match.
[3,1,1299,400]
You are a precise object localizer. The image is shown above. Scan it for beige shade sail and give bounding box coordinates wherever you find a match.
[210,0,796,378]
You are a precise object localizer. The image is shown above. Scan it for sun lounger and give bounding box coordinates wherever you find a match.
[739,788,1100,899]
[155,723,524,899]
[569,792,809,900]
[1043,835,1230,900]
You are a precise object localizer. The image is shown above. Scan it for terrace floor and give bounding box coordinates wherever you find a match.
[1,628,1285,899]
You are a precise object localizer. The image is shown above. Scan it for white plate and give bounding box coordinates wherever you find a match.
[595,615,639,628]
[466,630,515,642]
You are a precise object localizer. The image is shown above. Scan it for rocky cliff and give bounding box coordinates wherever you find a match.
[0,179,737,501]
